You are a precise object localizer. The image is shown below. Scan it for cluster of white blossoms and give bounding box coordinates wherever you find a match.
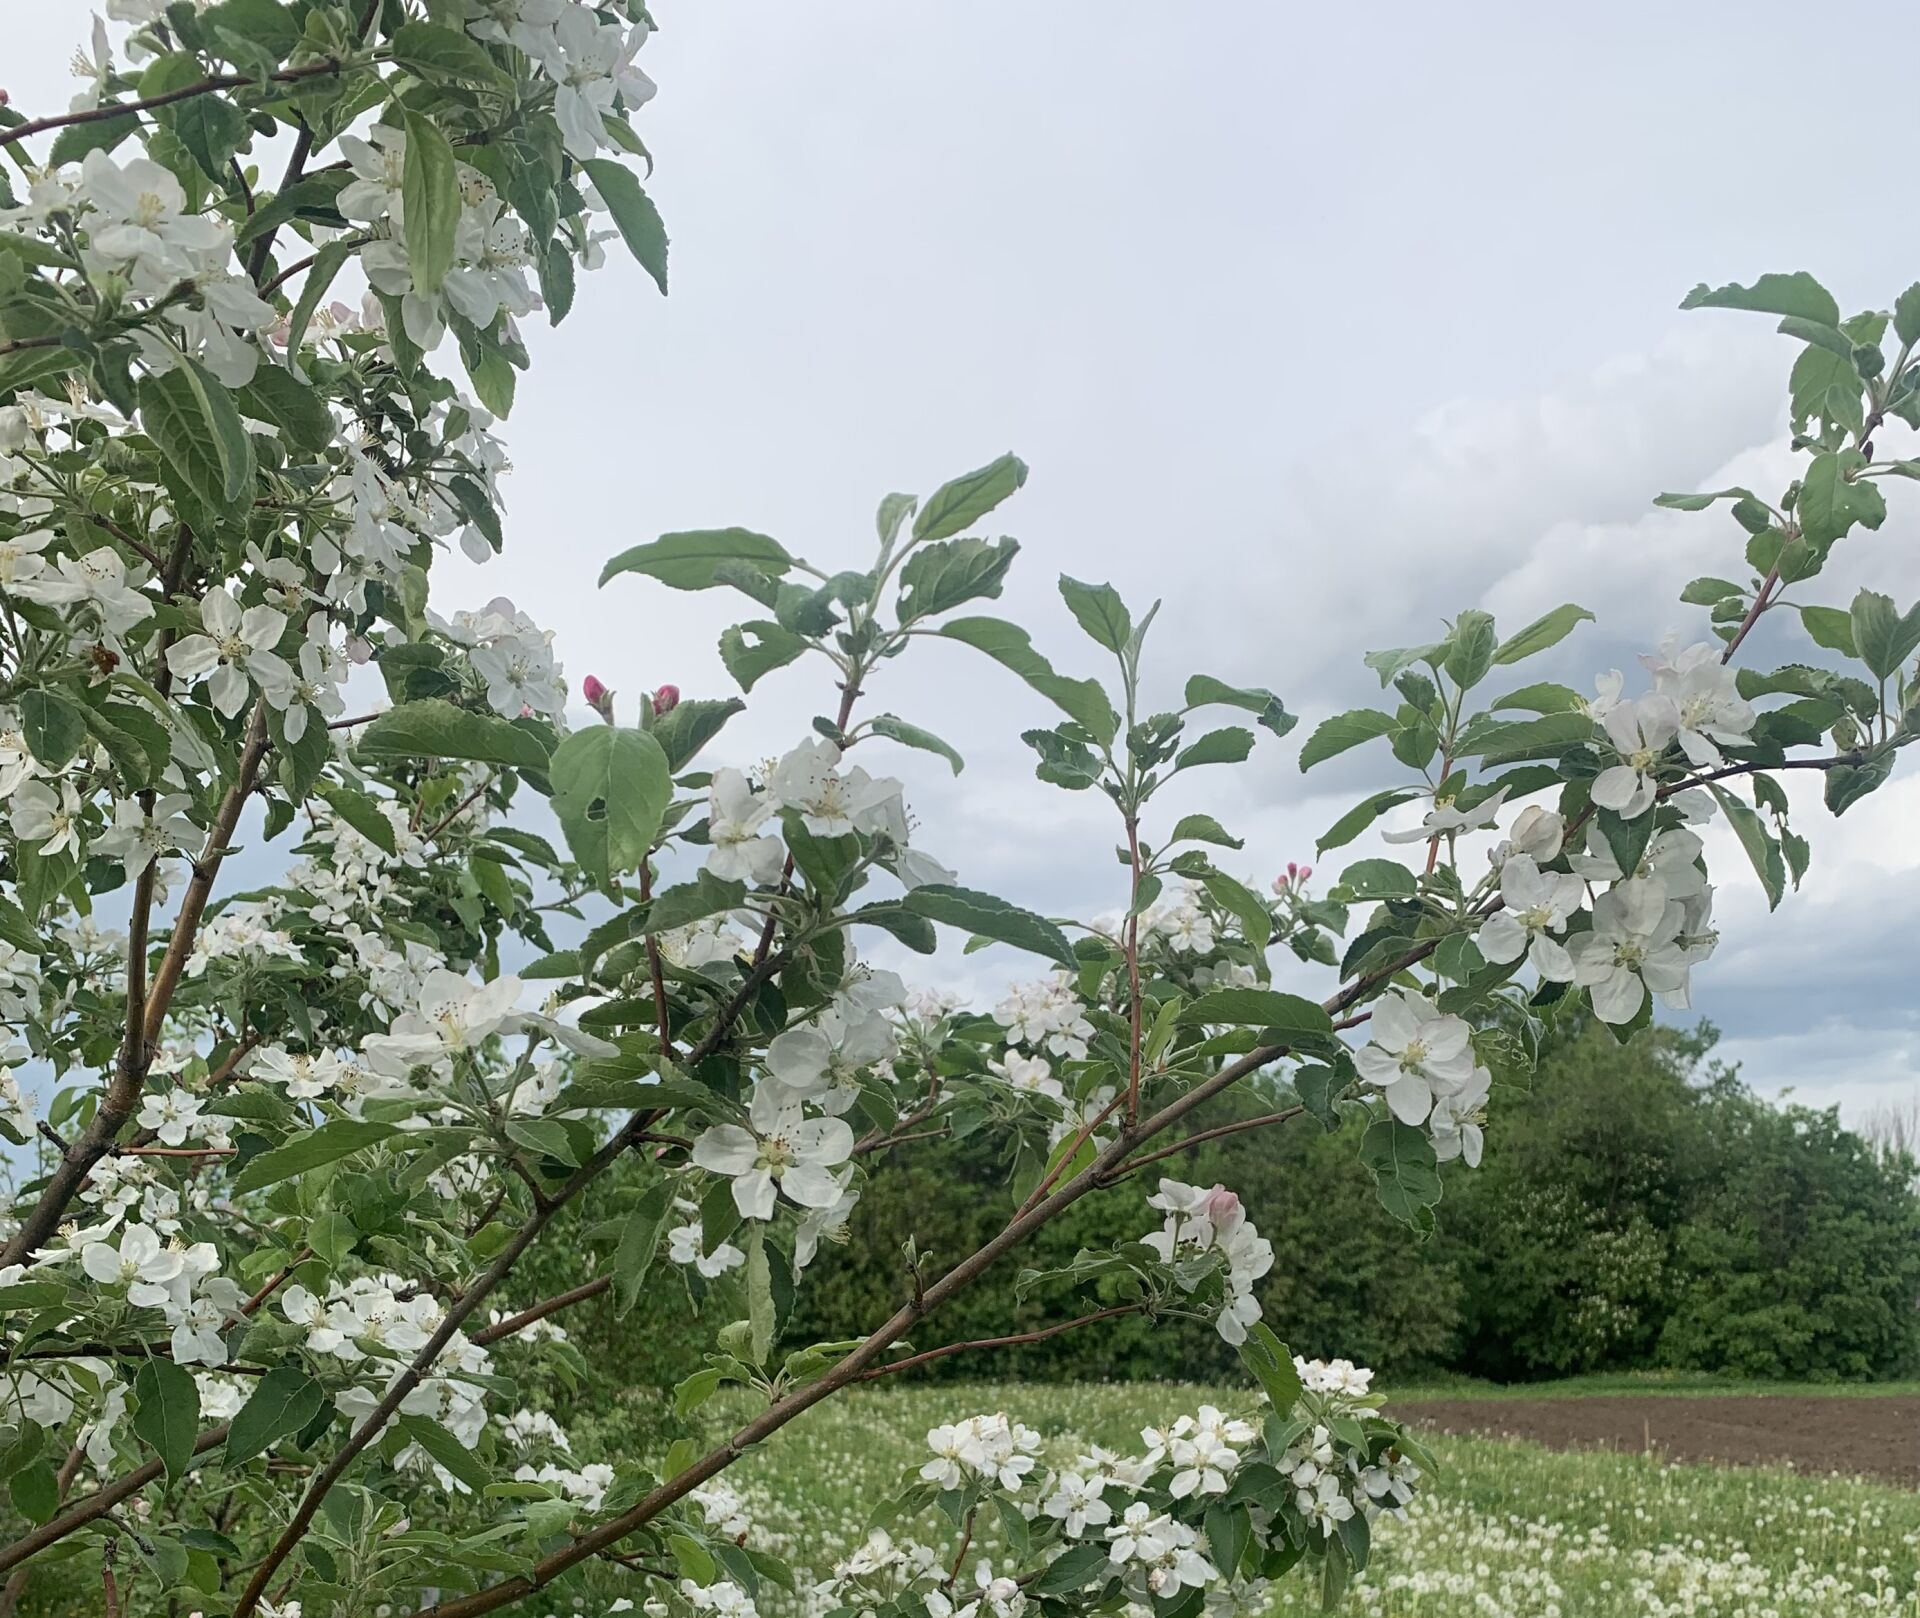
[992,976,1096,1061]
[2,150,275,385]
[1277,1420,1419,1537]
[689,966,911,1239]
[705,738,954,894]
[1593,637,1757,816]
[920,1413,1045,1492]
[1142,1181,1273,1345]
[281,1275,494,1473]
[1105,1503,1219,1599]
[1355,989,1492,1165]
[1141,1405,1258,1500]
[72,1220,245,1367]
[461,0,658,164]
[432,597,567,718]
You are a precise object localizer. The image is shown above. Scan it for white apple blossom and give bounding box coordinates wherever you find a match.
[166,587,294,718]
[1476,855,1582,980]
[689,1085,855,1220]
[1592,694,1680,818]
[1568,876,1695,1024]
[1351,990,1477,1125]
[705,767,785,884]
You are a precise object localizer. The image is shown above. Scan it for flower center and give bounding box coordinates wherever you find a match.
[133,191,169,228]
[1399,1037,1429,1071]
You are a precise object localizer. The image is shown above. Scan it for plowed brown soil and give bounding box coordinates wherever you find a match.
[1394,1395,1920,1486]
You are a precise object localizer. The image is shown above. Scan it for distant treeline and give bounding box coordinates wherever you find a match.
[520,1021,1920,1405]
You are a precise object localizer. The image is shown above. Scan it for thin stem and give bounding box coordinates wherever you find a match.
[856,1305,1142,1384]
[0,59,369,151]
[471,1275,611,1348]
[1122,815,1145,1121]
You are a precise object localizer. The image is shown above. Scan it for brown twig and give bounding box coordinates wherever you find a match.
[471,1275,612,1347]
[1098,1106,1305,1183]
[0,60,367,151]
[857,1305,1142,1384]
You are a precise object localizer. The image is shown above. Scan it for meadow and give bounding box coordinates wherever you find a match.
[680,1381,1920,1618]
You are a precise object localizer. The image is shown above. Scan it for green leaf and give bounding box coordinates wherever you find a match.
[602,529,793,591]
[581,158,669,294]
[315,782,397,854]
[1825,750,1893,816]
[1680,576,1745,606]
[746,1227,776,1366]
[1174,727,1253,770]
[1317,789,1419,854]
[1798,449,1885,548]
[1298,709,1397,771]
[0,894,41,954]
[1489,682,1583,714]
[399,108,459,293]
[1184,987,1333,1044]
[1464,710,1599,767]
[285,239,352,355]
[846,902,938,954]
[719,621,810,693]
[170,94,250,185]
[914,453,1028,541]
[1200,871,1273,956]
[1896,282,1920,348]
[1205,1504,1251,1583]
[1493,603,1594,665]
[1798,604,1857,656]
[1337,859,1416,899]
[1183,675,1296,737]
[396,1416,491,1495]
[646,869,747,933]
[133,1359,200,1484]
[1237,1321,1303,1416]
[1170,813,1242,850]
[20,689,90,770]
[615,1183,675,1317]
[936,617,1117,743]
[1706,783,1784,911]
[237,365,335,454]
[867,714,963,774]
[1032,1542,1112,1598]
[645,690,748,771]
[1058,575,1131,652]
[505,1117,578,1166]
[389,19,510,86]
[895,537,1017,622]
[550,726,672,883]
[1654,487,1754,512]
[358,700,552,772]
[1849,588,1920,682]
[1680,271,1838,326]
[233,1121,397,1193]
[903,885,1076,968]
[1359,1119,1443,1227]
[1443,610,1497,689]
[224,1367,326,1469]
[138,361,255,509]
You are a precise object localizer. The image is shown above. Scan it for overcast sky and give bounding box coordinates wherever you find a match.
[9,2,1920,1125]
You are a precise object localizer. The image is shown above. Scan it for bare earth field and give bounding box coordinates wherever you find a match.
[1396,1393,1920,1486]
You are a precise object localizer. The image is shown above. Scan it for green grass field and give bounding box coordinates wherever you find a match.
[695,1381,1920,1618]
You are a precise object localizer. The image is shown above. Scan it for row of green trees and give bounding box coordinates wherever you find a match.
[516,1020,1920,1403]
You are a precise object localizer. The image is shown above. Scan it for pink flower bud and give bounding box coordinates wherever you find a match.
[652,683,681,716]
[582,674,608,706]
[0,91,9,107]
[1298,864,1312,883]
[1287,861,1299,880]
[1203,1184,1244,1232]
